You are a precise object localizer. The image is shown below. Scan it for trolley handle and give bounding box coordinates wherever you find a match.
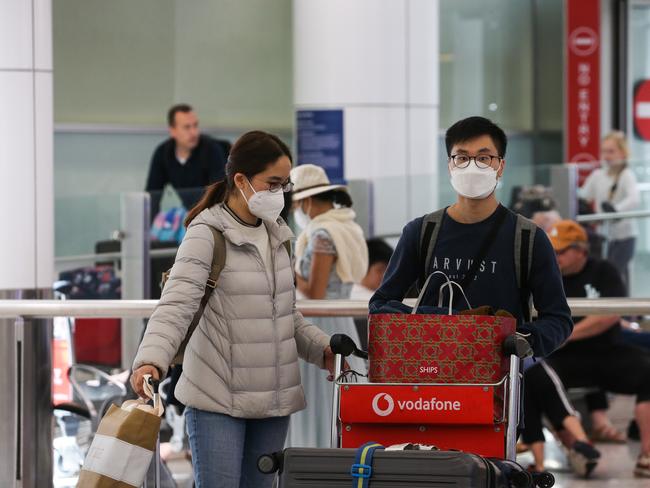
[502,333,533,359]
[330,334,367,360]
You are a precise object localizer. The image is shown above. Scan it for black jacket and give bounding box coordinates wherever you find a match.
[145,134,226,217]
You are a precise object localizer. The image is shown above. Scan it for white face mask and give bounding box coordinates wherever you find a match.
[450,163,501,200]
[293,200,311,230]
[240,179,285,222]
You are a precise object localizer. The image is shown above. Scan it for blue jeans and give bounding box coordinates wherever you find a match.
[185,407,289,488]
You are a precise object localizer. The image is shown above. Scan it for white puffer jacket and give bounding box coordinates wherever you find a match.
[132,204,330,418]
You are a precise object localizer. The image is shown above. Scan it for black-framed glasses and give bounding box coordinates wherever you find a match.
[263,180,294,193]
[449,154,502,169]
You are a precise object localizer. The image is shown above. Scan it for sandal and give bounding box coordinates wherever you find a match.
[635,452,650,478]
[591,424,627,444]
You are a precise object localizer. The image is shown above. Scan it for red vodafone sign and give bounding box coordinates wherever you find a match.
[634,80,650,141]
[565,0,601,184]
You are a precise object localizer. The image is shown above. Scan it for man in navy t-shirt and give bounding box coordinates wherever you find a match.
[370,116,573,358]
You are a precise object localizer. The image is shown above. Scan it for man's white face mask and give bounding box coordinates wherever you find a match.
[450,161,502,200]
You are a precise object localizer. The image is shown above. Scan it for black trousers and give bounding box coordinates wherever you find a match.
[548,343,650,405]
[522,361,577,444]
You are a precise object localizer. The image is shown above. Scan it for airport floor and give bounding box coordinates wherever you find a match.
[517,394,649,488]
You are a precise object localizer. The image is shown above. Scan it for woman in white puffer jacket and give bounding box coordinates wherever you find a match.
[131,131,333,488]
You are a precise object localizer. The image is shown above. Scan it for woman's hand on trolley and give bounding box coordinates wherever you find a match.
[323,346,349,381]
[130,364,160,398]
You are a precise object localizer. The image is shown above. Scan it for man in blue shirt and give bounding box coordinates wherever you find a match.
[370,116,572,357]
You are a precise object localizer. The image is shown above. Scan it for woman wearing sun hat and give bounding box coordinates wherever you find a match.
[287,164,369,448]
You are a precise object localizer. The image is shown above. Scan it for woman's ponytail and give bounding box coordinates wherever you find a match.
[185,180,228,226]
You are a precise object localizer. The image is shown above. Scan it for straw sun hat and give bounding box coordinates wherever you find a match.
[290,164,347,201]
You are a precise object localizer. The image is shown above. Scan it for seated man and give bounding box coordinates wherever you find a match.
[350,238,394,301]
[546,219,650,478]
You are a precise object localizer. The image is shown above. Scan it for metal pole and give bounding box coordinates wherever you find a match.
[505,355,521,462]
[0,290,52,488]
[120,193,151,370]
[330,354,344,448]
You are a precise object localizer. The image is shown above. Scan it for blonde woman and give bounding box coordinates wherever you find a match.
[580,131,640,289]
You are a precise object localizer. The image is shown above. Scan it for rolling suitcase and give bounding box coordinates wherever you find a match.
[262,447,512,488]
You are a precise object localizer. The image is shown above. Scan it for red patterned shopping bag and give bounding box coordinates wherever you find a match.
[368,273,516,383]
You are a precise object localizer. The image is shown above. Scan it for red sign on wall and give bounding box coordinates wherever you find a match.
[565,0,601,184]
[634,80,650,141]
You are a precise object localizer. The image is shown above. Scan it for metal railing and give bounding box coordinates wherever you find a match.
[1,297,650,318]
[576,209,650,223]
[55,247,178,265]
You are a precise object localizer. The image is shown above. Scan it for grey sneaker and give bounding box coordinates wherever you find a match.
[567,441,600,478]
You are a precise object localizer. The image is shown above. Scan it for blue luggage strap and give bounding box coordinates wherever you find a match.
[351,442,384,488]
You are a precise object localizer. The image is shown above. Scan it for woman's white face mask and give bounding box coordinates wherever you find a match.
[450,162,501,200]
[293,199,311,230]
[240,179,285,222]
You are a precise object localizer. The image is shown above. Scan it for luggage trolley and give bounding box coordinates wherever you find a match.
[329,334,522,462]
[258,335,554,488]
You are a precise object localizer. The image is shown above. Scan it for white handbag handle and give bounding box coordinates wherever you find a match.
[412,271,472,315]
[436,279,472,315]
[122,374,164,417]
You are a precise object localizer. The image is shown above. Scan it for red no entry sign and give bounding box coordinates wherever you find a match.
[634,80,650,141]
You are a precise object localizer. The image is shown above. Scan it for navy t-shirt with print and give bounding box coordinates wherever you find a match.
[370,205,573,358]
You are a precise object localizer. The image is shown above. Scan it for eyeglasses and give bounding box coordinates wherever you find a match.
[449,154,502,169]
[254,178,294,193]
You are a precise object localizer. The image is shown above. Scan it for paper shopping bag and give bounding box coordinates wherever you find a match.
[77,376,163,487]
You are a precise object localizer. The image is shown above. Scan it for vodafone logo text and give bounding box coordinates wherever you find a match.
[371,392,461,417]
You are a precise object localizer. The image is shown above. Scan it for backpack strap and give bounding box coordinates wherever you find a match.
[283,240,292,260]
[514,214,537,322]
[171,226,226,364]
[418,208,446,289]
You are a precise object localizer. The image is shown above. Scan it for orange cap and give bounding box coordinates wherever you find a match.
[547,220,588,251]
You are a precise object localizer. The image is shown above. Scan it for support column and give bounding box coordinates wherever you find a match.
[294,0,439,236]
[0,1,54,487]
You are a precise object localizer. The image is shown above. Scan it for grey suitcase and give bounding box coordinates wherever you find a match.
[261,448,517,488]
